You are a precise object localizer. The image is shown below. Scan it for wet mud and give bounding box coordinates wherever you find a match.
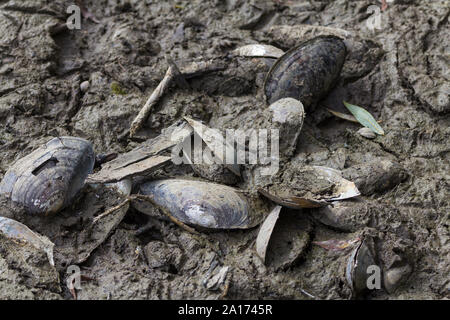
[0,0,448,299]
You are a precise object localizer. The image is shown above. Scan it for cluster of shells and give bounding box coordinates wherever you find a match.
[0,36,382,298]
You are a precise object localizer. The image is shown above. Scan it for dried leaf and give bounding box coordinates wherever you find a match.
[313,237,361,252]
[327,108,359,123]
[343,101,385,135]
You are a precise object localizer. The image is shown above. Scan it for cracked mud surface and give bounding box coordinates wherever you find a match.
[0,0,448,299]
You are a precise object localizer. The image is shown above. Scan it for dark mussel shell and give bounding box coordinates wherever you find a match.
[264,35,347,107]
[0,137,95,215]
[135,179,262,229]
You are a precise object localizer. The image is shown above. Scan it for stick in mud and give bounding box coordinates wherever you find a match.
[129,59,186,138]
[92,198,131,224]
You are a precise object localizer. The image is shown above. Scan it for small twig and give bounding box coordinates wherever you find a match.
[131,194,199,235]
[129,58,226,138]
[69,278,77,300]
[92,199,130,224]
[300,288,317,299]
[129,65,178,137]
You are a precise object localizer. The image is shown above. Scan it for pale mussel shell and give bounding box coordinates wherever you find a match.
[134,179,266,229]
[0,136,95,215]
[0,216,55,266]
[264,35,347,107]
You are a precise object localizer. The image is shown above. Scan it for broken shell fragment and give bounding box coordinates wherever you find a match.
[232,44,285,58]
[204,266,230,291]
[345,238,376,296]
[184,117,241,177]
[0,217,55,266]
[258,188,327,209]
[0,137,95,215]
[80,80,90,93]
[258,165,360,209]
[264,36,347,107]
[134,179,268,229]
[87,120,193,183]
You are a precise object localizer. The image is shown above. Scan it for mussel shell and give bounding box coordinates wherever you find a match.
[0,216,55,266]
[264,35,347,107]
[135,179,259,229]
[0,137,95,215]
[346,238,376,296]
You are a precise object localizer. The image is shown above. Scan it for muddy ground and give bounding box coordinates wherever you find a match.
[0,0,449,299]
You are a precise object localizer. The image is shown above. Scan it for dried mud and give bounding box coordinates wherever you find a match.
[0,0,448,300]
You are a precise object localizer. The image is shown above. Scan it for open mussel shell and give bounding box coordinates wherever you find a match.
[264,35,347,107]
[133,179,267,229]
[258,165,360,209]
[0,217,55,266]
[345,238,376,296]
[256,205,312,270]
[0,137,95,216]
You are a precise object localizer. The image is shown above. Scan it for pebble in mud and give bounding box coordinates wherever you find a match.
[80,80,90,93]
[357,127,377,139]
